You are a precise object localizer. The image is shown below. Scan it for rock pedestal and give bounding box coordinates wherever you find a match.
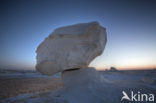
[52,68,120,103]
[62,68,103,88]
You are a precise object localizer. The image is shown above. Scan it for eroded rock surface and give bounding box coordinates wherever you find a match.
[36,22,107,75]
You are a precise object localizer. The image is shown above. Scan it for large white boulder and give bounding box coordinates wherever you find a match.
[36,21,107,75]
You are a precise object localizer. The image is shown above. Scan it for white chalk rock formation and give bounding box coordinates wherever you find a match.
[36,22,107,75]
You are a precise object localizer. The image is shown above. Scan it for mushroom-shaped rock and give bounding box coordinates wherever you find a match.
[36,21,107,75]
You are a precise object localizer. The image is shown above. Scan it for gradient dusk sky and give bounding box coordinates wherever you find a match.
[0,0,156,70]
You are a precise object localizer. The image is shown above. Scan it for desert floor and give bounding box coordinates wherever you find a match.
[0,69,155,103]
[0,77,63,100]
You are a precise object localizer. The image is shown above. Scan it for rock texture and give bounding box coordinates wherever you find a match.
[36,22,107,75]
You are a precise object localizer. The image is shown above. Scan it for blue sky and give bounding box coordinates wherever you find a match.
[0,0,156,70]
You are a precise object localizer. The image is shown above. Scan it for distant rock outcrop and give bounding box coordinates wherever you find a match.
[110,67,118,72]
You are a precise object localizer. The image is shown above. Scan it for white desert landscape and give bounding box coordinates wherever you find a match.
[0,22,155,103]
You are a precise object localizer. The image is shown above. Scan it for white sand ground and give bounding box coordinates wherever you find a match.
[0,69,156,103]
